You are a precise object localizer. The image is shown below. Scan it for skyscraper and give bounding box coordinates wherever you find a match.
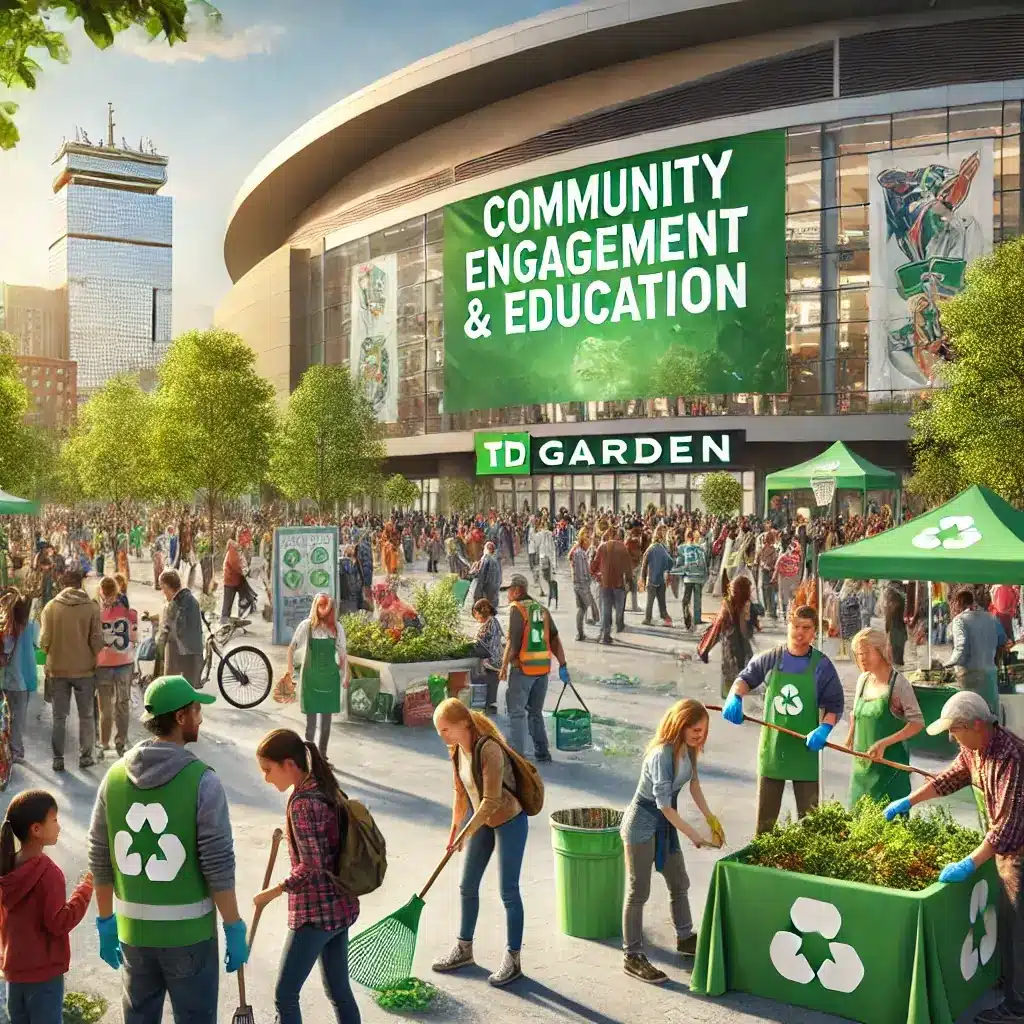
[49,104,172,394]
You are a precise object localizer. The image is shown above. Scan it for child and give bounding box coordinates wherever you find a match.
[0,791,93,1024]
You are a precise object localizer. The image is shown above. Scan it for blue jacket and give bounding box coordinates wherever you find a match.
[641,543,674,587]
[2,622,39,693]
[674,543,708,584]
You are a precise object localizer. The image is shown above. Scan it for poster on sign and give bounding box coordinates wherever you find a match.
[272,526,339,645]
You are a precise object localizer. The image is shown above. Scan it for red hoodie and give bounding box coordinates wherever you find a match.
[0,854,92,983]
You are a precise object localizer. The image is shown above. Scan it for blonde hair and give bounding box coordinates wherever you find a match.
[646,698,709,768]
[433,697,506,752]
[851,627,891,669]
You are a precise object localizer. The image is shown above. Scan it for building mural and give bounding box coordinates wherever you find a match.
[349,254,397,423]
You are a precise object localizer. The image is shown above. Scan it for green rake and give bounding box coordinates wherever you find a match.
[348,843,459,991]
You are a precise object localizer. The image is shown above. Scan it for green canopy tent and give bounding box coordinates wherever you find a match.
[0,489,39,587]
[763,440,901,518]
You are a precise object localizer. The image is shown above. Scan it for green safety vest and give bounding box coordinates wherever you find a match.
[105,758,214,948]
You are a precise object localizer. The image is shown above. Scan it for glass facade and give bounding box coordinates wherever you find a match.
[308,101,1021,438]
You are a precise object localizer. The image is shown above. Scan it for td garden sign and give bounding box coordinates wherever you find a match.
[475,430,744,476]
[443,130,786,413]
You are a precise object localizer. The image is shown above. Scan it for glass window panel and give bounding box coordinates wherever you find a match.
[398,314,426,348]
[1002,138,1020,191]
[839,205,869,246]
[664,473,688,489]
[1004,101,1022,139]
[426,241,443,281]
[492,477,513,491]
[425,369,443,393]
[617,474,638,490]
[826,116,891,155]
[788,357,822,412]
[595,475,614,490]
[786,162,821,212]
[839,288,869,322]
[837,357,867,392]
[640,473,662,490]
[400,346,425,377]
[309,253,323,311]
[310,342,324,366]
[838,246,870,287]
[398,375,424,399]
[574,475,593,489]
[369,216,424,256]
[324,305,345,341]
[788,327,820,358]
[1002,191,1020,237]
[788,256,821,293]
[397,283,424,320]
[553,475,572,490]
[787,125,822,163]
[787,212,820,248]
[838,321,869,358]
[425,209,444,245]
[426,278,443,311]
[596,491,614,512]
[892,108,947,148]
[787,294,821,327]
[839,155,869,206]
[640,492,662,513]
[948,103,1003,141]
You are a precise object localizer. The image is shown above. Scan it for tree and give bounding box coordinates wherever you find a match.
[441,478,475,515]
[0,1,220,149]
[383,473,420,510]
[271,364,384,519]
[700,472,743,518]
[63,374,159,531]
[0,331,32,493]
[908,237,1024,507]
[152,328,276,555]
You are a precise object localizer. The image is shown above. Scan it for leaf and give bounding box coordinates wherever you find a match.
[0,100,20,151]
[81,6,114,47]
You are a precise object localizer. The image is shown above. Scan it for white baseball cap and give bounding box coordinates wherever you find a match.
[925,690,998,735]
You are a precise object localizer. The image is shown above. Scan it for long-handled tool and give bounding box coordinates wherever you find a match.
[348,834,465,991]
[705,704,937,780]
[232,828,284,1024]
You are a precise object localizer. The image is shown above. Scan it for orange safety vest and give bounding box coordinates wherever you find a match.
[511,600,552,676]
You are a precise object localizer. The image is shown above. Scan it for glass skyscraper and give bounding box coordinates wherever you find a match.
[49,132,172,393]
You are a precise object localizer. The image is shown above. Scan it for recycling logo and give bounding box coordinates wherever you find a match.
[912,515,982,551]
[773,683,804,718]
[769,897,865,993]
[812,460,841,473]
[114,802,187,883]
[960,879,997,980]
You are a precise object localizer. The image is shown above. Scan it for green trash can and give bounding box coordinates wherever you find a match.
[550,808,624,939]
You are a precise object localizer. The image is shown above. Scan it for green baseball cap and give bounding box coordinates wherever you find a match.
[141,675,215,721]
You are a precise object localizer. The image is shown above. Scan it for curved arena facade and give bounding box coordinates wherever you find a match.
[217,0,1024,515]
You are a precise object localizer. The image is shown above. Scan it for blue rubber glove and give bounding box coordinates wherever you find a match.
[805,723,833,752]
[939,857,977,883]
[722,695,744,725]
[883,797,913,821]
[223,919,249,974]
[559,664,570,684]
[96,914,122,970]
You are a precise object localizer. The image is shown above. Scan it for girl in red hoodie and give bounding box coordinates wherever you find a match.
[0,790,93,1024]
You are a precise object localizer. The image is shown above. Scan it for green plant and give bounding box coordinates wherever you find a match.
[700,471,744,518]
[63,992,108,1024]
[745,800,982,891]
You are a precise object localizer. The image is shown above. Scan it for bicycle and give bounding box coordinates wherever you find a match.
[201,613,274,709]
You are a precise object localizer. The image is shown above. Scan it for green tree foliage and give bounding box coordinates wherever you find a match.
[271,364,384,518]
[383,473,420,510]
[441,478,474,515]
[700,471,743,518]
[0,1,220,149]
[0,331,32,493]
[909,237,1024,506]
[153,328,275,552]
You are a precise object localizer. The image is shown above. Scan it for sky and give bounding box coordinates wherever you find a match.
[0,0,565,333]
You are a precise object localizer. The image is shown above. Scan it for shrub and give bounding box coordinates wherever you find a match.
[700,472,743,518]
[63,993,108,1024]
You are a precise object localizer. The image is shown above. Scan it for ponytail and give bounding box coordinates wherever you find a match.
[0,790,58,876]
[0,821,17,877]
[257,728,344,809]
[304,741,344,810]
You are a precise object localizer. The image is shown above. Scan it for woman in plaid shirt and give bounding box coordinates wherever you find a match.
[254,729,362,1024]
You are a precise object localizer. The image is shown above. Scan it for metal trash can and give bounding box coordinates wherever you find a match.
[550,808,624,939]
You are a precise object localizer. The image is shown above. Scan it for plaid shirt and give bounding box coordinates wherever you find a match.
[933,726,1024,856]
[282,781,360,932]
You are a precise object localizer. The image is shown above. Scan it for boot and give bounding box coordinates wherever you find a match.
[678,934,698,957]
[623,953,667,984]
[489,949,522,987]
[432,939,474,973]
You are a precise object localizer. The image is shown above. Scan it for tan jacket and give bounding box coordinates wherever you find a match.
[451,738,521,836]
[40,588,103,679]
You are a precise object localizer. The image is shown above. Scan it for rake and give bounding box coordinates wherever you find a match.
[348,839,461,991]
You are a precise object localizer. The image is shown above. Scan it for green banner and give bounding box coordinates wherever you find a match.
[443,130,786,413]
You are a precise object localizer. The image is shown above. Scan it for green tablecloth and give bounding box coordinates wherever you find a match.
[908,684,959,759]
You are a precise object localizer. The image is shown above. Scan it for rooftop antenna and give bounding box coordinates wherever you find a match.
[107,102,115,147]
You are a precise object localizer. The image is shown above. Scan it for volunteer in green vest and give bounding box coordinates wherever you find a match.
[498,573,569,764]
[842,627,924,809]
[87,675,248,1024]
[284,593,347,766]
[721,604,845,834]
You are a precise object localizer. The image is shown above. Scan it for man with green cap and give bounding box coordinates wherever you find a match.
[87,675,248,1024]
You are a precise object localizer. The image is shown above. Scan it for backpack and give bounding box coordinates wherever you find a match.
[287,787,387,897]
[461,735,545,817]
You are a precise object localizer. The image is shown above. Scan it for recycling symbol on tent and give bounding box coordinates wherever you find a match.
[114,802,187,883]
[812,460,841,473]
[960,879,998,980]
[773,683,804,718]
[769,897,865,993]
[912,515,982,551]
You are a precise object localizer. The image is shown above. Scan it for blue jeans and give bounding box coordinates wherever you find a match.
[121,938,218,1024]
[459,812,529,951]
[506,668,549,759]
[599,586,625,641]
[8,977,63,1024]
[276,926,360,1024]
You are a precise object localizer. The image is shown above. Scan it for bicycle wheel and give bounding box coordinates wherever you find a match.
[218,645,273,709]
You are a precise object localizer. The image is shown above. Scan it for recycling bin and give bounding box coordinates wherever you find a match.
[550,808,624,939]
[908,684,958,759]
[691,849,999,1024]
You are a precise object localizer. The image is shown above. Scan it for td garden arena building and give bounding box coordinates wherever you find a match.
[217,0,1024,516]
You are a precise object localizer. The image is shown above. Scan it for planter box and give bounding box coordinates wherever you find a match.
[691,851,999,1024]
[347,656,481,701]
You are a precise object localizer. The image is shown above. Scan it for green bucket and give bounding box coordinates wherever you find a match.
[553,680,592,752]
[427,673,448,707]
[550,808,624,939]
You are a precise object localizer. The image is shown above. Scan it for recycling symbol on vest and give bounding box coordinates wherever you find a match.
[769,897,865,993]
[114,803,187,883]
[912,515,982,551]
[960,879,998,980]
[773,683,804,718]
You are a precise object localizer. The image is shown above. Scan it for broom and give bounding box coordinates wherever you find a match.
[348,834,464,991]
[705,704,937,779]
[232,827,284,1024]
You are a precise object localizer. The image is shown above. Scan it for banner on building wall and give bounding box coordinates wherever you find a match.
[867,140,993,394]
[443,130,787,412]
[272,526,339,645]
[350,253,398,422]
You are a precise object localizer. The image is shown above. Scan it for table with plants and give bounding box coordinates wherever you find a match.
[691,801,999,1024]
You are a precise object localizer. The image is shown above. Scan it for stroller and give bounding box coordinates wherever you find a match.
[133,611,162,708]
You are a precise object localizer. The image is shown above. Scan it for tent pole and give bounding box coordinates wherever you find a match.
[927,580,933,670]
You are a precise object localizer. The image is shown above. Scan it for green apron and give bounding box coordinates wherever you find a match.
[848,669,911,807]
[300,635,341,715]
[759,648,822,783]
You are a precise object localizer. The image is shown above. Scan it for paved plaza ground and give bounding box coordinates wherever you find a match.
[0,555,993,1023]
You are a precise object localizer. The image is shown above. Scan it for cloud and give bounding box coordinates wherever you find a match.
[118,21,285,64]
